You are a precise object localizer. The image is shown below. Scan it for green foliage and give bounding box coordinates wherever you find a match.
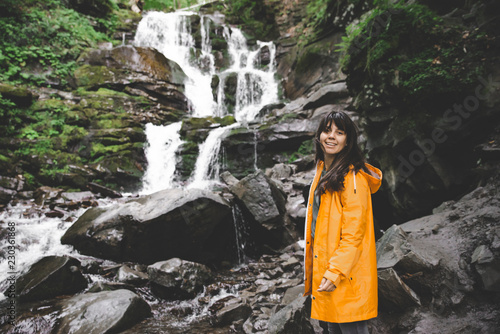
[144,0,201,11]
[288,139,314,163]
[0,0,113,86]
[225,0,278,40]
[338,1,487,101]
[304,0,366,43]
[0,95,24,135]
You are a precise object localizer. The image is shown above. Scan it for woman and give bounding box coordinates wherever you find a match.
[303,111,382,334]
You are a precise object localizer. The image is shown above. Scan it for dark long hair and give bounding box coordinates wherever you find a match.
[314,111,368,194]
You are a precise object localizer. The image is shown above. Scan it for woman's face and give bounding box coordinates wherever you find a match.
[319,121,347,159]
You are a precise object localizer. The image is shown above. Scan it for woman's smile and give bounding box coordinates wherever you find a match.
[320,123,347,157]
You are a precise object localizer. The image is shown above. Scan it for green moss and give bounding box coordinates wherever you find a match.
[74,65,117,88]
[91,142,133,158]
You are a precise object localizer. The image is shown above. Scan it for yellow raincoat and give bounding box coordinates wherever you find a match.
[304,160,382,323]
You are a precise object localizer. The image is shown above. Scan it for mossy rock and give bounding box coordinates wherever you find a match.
[74,65,118,88]
[176,142,199,182]
[0,83,36,108]
[90,142,134,159]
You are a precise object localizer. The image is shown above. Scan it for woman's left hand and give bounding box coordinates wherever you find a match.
[317,277,336,292]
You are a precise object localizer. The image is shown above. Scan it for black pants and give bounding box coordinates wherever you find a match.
[319,320,369,334]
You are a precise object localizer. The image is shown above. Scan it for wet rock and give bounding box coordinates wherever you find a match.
[213,297,252,327]
[231,169,286,230]
[87,281,136,293]
[278,32,346,100]
[256,45,271,66]
[75,45,188,110]
[34,186,63,206]
[0,187,15,205]
[45,209,65,218]
[87,182,122,198]
[148,258,212,300]
[6,256,87,302]
[378,267,421,309]
[230,169,292,253]
[268,295,314,334]
[0,176,23,191]
[220,171,240,187]
[117,265,149,285]
[55,289,151,334]
[61,188,233,265]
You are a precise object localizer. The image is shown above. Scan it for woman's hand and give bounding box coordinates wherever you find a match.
[317,277,336,292]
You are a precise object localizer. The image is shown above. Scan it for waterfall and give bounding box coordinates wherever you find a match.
[134,11,216,117]
[140,122,183,194]
[134,11,278,191]
[188,123,239,189]
[231,204,252,264]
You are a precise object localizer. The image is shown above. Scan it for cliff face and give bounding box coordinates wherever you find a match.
[260,0,500,225]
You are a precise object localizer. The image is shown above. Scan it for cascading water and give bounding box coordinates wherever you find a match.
[134,10,278,191]
[140,122,183,195]
[134,11,217,116]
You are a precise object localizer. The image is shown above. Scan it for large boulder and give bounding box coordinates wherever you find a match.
[55,289,151,334]
[61,188,234,265]
[147,258,212,300]
[4,256,87,302]
[229,169,291,254]
[373,170,500,333]
[74,45,188,110]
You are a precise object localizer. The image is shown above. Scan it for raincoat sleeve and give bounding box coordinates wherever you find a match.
[323,171,369,287]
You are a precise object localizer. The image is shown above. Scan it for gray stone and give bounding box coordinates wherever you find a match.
[302,82,349,110]
[61,188,233,265]
[8,256,87,302]
[147,258,212,299]
[117,265,148,284]
[376,224,433,273]
[378,268,421,309]
[471,245,500,292]
[55,289,151,334]
[230,169,286,230]
[281,285,305,305]
[267,163,295,180]
[214,297,252,326]
[220,171,240,186]
[268,295,314,334]
[0,187,15,205]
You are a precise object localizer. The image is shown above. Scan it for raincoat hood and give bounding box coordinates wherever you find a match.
[357,163,382,194]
